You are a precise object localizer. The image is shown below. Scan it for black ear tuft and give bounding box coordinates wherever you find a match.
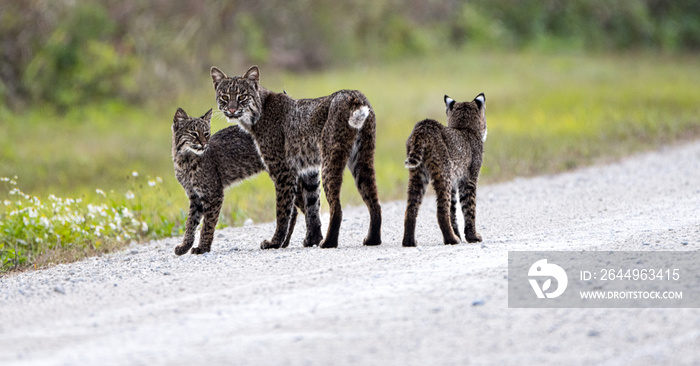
[244,65,260,82]
[174,108,188,123]
[201,108,213,122]
[211,66,226,86]
[444,95,455,113]
[474,93,486,108]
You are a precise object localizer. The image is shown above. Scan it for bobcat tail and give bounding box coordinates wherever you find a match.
[404,134,424,169]
[348,106,370,129]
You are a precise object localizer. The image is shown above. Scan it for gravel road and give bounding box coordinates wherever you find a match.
[1,141,699,365]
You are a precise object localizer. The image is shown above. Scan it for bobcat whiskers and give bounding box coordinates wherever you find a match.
[212,110,228,123]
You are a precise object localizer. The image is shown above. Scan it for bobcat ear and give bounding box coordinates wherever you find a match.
[244,65,260,83]
[211,66,227,87]
[201,108,213,122]
[444,95,455,113]
[174,108,188,124]
[474,93,486,109]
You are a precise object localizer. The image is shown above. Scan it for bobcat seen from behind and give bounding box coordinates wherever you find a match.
[171,108,268,255]
[402,93,487,247]
[210,65,382,249]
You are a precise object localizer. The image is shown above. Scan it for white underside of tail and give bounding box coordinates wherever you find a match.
[348,106,370,129]
[482,127,488,142]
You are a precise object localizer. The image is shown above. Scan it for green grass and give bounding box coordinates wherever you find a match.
[2,50,699,271]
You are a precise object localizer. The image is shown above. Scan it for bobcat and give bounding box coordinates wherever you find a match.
[171,108,267,255]
[210,65,382,249]
[402,93,487,247]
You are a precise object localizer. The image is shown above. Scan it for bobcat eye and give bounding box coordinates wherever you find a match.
[221,95,229,102]
[237,95,245,102]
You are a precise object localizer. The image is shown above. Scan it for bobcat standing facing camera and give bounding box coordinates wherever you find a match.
[402,93,487,247]
[211,65,382,249]
[171,108,266,255]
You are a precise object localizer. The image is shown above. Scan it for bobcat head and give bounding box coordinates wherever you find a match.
[210,65,262,130]
[444,93,487,142]
[172,108,212,156]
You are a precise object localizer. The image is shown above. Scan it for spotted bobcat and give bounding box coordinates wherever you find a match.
[402,93,487,247]
[171,108,268,255]
[210,65,382,249]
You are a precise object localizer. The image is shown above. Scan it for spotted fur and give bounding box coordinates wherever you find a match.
[402,93,487,247]
[211,65,382,249]
[171,108,268,255]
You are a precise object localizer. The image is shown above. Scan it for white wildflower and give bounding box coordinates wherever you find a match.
[3,200,10,206]
[125,191,135,200]
[28,207,38,218]
[71,214,85,225]
[121,207,133,218]
[40,216,52,228]
[132,171,139,177]
[141,221,148,232]
[148,180,156,187]
[96,189,106,197]
[0,177,8,182]
[109,223,117,231]
[23,216,29,225]
[156,177,163,183]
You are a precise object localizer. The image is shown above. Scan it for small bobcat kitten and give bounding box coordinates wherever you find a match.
[211,65,382,249]
[171,108,267,255]
[402,93,487,247]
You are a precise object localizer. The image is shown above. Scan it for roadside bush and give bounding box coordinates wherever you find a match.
[0,174,183,272]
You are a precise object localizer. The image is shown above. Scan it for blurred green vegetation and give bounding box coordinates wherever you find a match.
[2,0,700,109]
[1,1,700,268]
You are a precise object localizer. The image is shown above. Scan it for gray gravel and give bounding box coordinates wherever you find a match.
[1,141,699,365]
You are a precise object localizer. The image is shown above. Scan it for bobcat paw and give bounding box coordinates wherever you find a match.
[465,232,483,243]
[319,237,338,249]
[443,234,461,245]
[402,237,417,247]
[261,240,281,250]
[363,235,381,246]
[303,232,323,247]
[191,246,210,255]
[174,245,190,256]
